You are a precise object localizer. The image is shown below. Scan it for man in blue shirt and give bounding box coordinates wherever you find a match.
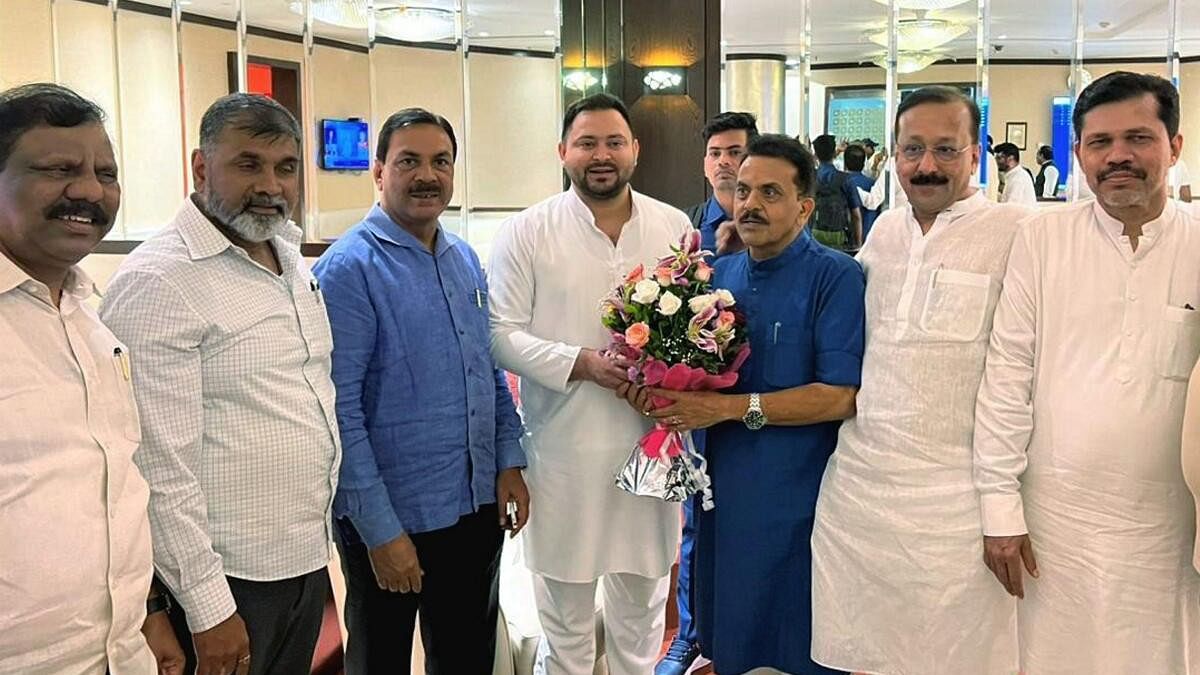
[313,109,528,674]
[842,143,879,242]
[627,134,864,674]
[811,134,863,251]
[658,110,757,675]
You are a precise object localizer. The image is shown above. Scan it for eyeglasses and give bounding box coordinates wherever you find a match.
[899,144,971,163]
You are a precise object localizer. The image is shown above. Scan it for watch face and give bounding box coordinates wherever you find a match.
[744,409,766,430]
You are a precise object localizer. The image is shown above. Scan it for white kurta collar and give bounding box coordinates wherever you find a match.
[1091,197,1176,254]
[905,189,988,239]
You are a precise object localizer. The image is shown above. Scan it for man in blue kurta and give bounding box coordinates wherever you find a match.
[634,134,865,674]
[660,110,757,675]
[313,108,528,674]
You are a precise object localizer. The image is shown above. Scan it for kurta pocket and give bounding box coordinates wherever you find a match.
[1155,305,1200,381]
[764,322,806,388]
[918,268,991,342]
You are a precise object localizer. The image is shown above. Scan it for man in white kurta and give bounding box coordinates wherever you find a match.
[811,86,1030,674]
[488,94,690,675]
[975,71,1200,674]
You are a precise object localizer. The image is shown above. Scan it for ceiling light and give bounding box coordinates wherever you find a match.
[290,2,458,42]
[996,34,1008,40]
[866,18,968,51]
[872,50,943,74]
[543,29,556,36]
[869,0,971,9]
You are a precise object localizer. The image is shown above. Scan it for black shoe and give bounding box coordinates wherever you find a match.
[655,637,702,675]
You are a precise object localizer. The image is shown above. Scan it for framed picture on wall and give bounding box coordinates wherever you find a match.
[1006,122,1028,151]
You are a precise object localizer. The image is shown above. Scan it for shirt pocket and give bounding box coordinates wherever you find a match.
[295,281,334,360]
[1155,305,1200,381]
[764,322,807,389]
[918,268,992,342]
[91,329,142,445]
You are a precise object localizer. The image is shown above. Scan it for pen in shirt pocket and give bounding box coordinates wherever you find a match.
[113,347,131,381]
[475,288,486,308]
[1185,303,1195,311]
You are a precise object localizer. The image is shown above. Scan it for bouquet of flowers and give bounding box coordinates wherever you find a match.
[601,230,750,510]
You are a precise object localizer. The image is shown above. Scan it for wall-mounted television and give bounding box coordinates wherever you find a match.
[320,118,370,171]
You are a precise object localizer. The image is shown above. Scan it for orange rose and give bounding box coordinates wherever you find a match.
[624,264,645,284]
[625,322,651,348]
[717,311,736,330]
[695,262,713,282]
[655,266,674,287]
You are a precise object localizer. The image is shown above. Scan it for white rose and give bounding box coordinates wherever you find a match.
[657,291,682,316]
[688,293,718,314]
[632,278,661,304]
[715,289,736,307]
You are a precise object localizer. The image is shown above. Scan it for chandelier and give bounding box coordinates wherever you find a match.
[289,1,458,42]
[870,0,971,9]
[871,50,944,74]
[866,18,968,51]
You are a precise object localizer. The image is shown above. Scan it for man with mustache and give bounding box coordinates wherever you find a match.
[313,108,528,674]
[0,82,184,675]
[623,134,864,674]
[974,71,1200,674]
[658,110,756,675]
[100,93,342,675]
[809,85,1032,674]
[488,93,692,675]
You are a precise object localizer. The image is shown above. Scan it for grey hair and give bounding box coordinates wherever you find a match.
[198,93,301,155]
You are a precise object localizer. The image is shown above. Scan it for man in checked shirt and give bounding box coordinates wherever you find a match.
[100,94,341,675]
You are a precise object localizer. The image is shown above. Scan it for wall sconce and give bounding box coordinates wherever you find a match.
[563,68,606,93]
[642,67,687,95]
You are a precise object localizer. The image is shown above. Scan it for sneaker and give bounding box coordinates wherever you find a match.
[655,636,702,675]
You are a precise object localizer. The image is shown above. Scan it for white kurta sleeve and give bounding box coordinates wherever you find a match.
[974,224,1039,537]
[487,214,582,394]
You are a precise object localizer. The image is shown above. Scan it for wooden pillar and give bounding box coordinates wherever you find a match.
[562,0,722,209]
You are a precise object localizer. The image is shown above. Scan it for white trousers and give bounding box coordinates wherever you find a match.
[531,572,670,675]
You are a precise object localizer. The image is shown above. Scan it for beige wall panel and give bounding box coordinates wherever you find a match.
[117,9,186,237]
[0,0,54,88]
[467,52,561,209]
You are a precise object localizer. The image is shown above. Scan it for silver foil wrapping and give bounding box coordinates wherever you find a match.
[614,431,714,509]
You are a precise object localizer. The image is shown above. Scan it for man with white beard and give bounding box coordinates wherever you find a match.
[101,94,342,675]
[810,86,1032,674]
[975,71,1200,674]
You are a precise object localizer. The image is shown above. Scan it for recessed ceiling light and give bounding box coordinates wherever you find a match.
[543,29,556,36]
[786,59,800,66]
[478,31,490,37]
[996,34,1007,39]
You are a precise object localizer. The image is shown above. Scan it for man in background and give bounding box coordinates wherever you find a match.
[843,143,879,243]
[102,93,341,675]
[1034,145,1061,200]
[995,142,1037,206]
[811,134,863,250]
[0,81,184,675]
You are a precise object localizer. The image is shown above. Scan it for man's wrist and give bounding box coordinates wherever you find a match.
[726,394,751,422]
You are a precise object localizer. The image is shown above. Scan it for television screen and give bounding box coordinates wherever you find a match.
[321,118,370,171]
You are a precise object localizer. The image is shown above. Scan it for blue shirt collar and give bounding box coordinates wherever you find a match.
[749,227,814,274]
[703,195,728,229]
[363,203,457,257]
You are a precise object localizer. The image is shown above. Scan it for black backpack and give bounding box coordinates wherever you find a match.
[811,170,851,235]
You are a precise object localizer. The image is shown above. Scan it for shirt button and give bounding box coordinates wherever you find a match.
[1125,329,1134,337]
[459,329,465,336]
[470,409,476,417]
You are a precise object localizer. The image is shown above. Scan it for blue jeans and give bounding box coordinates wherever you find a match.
[676,494,698,643]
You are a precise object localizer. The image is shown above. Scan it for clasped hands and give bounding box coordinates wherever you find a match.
[573,347,736,431]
